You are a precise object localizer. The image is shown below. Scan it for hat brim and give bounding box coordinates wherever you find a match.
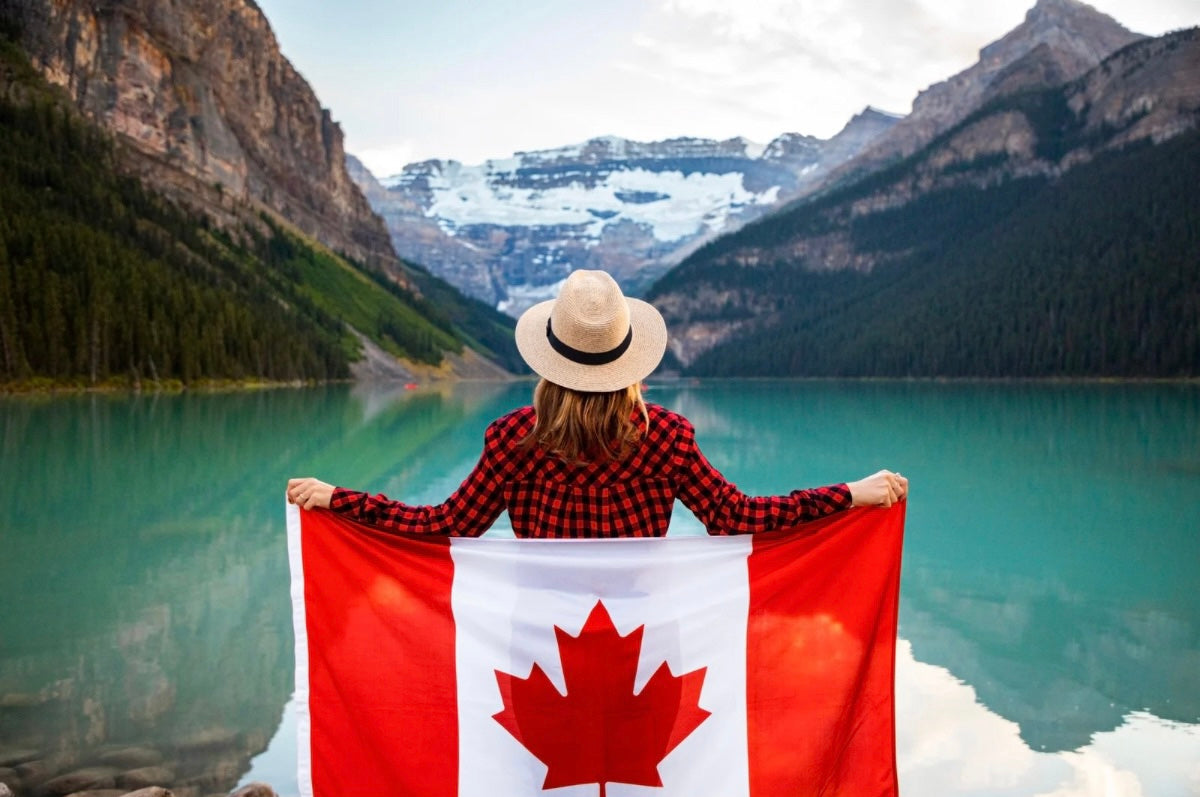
[515,297,668,392]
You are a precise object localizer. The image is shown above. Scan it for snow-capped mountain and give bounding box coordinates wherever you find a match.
[349,108,899,314]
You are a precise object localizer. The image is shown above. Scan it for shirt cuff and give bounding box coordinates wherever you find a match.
[329,486,362,513]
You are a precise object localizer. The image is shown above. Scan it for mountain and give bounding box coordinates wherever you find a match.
[0,0,403,274]
[647,27,1200,377]
[0,1,522,385]
[350,109,899,315]
[823,0,1144,190]
[351,0,1141,321]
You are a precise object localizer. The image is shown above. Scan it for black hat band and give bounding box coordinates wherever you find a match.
[546,318,633,366]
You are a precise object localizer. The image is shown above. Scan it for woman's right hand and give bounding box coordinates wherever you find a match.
[288,477,335,510]
[847,470,908,507]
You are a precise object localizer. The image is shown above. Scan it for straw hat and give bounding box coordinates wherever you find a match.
[515,270,667,392]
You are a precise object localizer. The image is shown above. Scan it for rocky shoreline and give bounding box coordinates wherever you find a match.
[0,747,279,797]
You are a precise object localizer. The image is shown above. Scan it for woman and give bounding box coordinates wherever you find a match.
[288,270,906,535]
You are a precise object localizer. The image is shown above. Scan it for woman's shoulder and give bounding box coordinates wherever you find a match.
[484,405,536,444]
[644,402,694,435]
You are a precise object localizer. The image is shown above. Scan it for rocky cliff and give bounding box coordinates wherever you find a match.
[351,109,900,314]
[824,0,1142,190]
[0,0,400,274]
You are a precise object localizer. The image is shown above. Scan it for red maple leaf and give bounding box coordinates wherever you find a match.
[493,601,711,796]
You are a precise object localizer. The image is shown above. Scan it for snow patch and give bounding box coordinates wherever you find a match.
[424,165,778,243]
[497,277,569,317]
[742,139,767,159]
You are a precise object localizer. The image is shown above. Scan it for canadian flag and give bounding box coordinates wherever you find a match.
[287,502,904,797]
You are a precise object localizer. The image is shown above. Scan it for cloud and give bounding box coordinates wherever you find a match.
[354,143,419,178]
[611,0,1044,140]
[273,0,1200,166]
[895,640,1200,795]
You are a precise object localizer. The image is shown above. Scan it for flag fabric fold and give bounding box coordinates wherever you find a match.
[287,501,905,797]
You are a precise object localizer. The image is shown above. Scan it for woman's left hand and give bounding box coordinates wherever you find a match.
[288,477,334,510]
[847,470,908,507]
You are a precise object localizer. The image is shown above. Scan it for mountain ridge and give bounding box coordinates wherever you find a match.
[351,108,900,314]
[646,26,1200,377]
[351,0,1148,320]
[820,0,1144,192]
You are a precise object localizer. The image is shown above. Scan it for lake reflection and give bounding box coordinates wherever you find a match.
[1,381,1197,796]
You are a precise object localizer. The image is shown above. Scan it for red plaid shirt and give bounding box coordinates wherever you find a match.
[329,403,852,538]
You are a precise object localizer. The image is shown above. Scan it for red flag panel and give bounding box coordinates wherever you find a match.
[299,509,459,797]
[747,504,904,797]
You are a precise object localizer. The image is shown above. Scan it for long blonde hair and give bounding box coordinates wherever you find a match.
[524,379,649,464]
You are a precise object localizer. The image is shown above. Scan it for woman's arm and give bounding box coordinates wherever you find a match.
[322,472,505,536]
[671,417,906,535]
[286,424,509,537]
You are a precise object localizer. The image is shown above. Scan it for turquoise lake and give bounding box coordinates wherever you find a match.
[1,380,1198,796]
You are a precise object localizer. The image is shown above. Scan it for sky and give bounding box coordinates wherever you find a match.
[252,0,1197,177]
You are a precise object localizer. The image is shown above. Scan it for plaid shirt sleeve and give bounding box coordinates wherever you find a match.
[669,414,853,535]
[327,418,509,537]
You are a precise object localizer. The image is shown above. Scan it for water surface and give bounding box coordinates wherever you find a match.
[1,381,1197,795]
